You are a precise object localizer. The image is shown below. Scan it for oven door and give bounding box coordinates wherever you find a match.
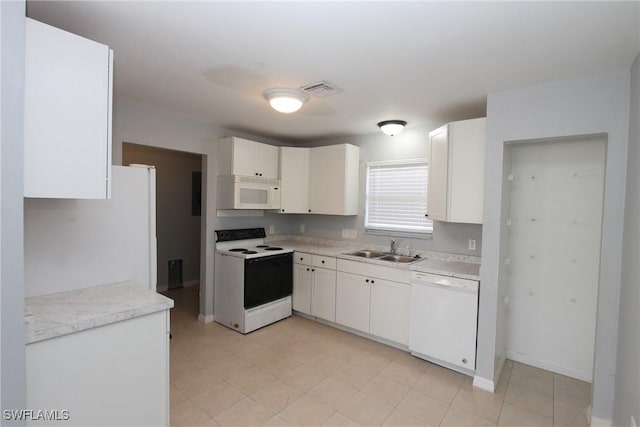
[244,253,293,309]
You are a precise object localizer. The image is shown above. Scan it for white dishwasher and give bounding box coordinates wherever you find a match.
[409,271,479,376]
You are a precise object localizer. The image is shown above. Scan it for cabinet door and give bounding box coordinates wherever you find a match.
[293,263,312,314]
[280,147,310,213]
[309,145,346,215]
[311,267,337,322]
[427,125,449,221]
[24,18,112,199]
[336,272,370,333]
[448,118,486,223]
[370,279,411,345]
[255,143,279,179]
[231,138,257,177]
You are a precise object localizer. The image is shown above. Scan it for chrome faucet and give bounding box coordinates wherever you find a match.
[390,239,397,255]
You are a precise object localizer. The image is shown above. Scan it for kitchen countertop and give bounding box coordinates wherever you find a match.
[267,237,481,281]
[24,281,174,344]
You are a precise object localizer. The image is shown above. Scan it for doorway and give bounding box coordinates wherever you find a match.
[504,135,606,382]
[123,143,203,296]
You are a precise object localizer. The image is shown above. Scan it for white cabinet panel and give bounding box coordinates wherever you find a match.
[427,127,448,220]
[336,271,370,333]
[370,279,410,346]
[280,147,311,213]
[311,267,337,322]
[24,18,113,199]
[293,262,312,314]
[427,118,486,223]
[217,137,279,179]
[309,144,360,215]
[26,310,169,426]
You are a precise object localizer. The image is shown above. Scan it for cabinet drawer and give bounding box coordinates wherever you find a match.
[312,255,336,270]
[294,252,312,265]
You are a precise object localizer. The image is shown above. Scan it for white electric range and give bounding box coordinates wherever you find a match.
[214,228,293,333]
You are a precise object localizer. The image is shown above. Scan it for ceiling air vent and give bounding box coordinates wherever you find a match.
[300,81,342,98]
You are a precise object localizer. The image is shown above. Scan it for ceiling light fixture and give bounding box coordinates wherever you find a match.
[378,120,407,136]
[263,88,309,113]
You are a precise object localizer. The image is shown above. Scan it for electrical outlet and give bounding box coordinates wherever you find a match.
[468,239,476,251]
[269,225,275,234]
[348,229,357,239]
[299,224,305,234]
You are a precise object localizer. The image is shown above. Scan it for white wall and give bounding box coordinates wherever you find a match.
[0,0,26,415]
[505,136,606,382]
[123,144,202,290]
[612,52,640,427]
[298,127,483,256]
[478,71,631,421]
[24,167,154,297]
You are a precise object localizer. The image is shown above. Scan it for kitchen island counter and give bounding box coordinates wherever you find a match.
[25,281,174,344]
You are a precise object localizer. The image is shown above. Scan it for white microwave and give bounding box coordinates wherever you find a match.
[217,175,281,210]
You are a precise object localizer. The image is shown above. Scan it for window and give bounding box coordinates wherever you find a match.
[365,159,433,235]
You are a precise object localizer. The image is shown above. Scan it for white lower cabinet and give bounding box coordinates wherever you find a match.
[311,267,337,321]
[370,278,411,345]
[335,271,371,333]
[293,252,337,322]
[26,310,170,426]
[293,263,312,314]
[335,260,411,346]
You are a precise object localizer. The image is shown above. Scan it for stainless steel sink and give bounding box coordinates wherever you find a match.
[345,250,387,258]
[377,254,418,263]
[344,250,421,264]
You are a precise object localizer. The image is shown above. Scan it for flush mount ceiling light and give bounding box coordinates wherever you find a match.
[378,120,407,136]
[263,88,309,113]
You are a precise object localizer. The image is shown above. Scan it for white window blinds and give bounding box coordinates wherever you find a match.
[365,159,433,234]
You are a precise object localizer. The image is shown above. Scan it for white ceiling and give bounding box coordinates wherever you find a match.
[27,1,640,143]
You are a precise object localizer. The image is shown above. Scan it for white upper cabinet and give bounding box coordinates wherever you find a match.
[217,137,279,179]
[280,144,360,216]
[24,18,113,199]
[309,144,360,215]
[279,147,311,213]
[427,117,486,224]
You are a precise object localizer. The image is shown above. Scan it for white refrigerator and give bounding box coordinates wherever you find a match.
[24,165,157,297]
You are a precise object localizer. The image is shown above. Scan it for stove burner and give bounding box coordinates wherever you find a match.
[255,245,269,248]
[229,248,248,252]
[243,250,258,254]
[264,247,283,251]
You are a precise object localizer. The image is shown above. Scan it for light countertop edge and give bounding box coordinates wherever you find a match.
[25,281,174,344]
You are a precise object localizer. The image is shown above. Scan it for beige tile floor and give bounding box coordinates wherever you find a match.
[164,286,591,427]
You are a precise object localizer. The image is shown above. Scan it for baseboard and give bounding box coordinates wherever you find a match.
[198,313,214,324]
[506,350,591,382]
[473,375,495,392]
[590,416,612,427]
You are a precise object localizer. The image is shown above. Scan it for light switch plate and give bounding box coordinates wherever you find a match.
[299,224,305,233]
[269,225,275,234]
[468,239,476,251]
